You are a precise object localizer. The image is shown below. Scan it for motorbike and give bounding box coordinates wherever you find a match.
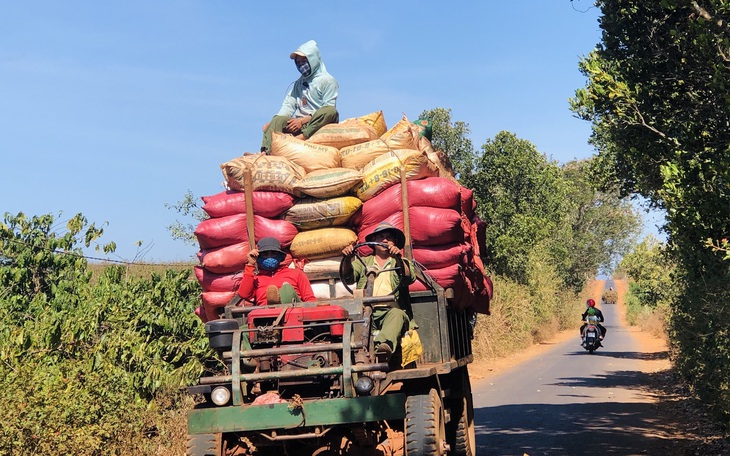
[582,322,602,353]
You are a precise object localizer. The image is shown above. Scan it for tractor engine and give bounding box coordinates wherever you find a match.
[246,304,351,391]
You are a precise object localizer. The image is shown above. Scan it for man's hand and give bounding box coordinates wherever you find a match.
[285,116,312,134]
[340,244,355,276]
[387,242,401,257]
[285,118,304,133]
[247,248,260,266]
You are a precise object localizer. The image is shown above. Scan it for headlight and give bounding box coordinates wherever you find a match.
[211,386,231,406]
[355,376,374,395]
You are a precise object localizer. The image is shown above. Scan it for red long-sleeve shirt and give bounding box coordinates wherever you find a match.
[237,263,316,305]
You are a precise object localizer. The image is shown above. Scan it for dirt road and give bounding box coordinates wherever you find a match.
[467,279,685,455]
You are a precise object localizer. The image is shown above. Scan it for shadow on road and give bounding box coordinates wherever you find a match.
[564,350,670,361]
[474,366,703,455]
[474,399,683,455]
[551,369,654,390]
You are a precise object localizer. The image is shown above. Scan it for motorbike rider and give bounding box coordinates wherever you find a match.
[580,298,606,345]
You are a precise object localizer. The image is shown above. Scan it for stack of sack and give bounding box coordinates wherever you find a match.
[353,176,492,314]
[193,111,492,321]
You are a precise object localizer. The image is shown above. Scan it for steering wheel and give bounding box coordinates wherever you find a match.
[339,242,406,296]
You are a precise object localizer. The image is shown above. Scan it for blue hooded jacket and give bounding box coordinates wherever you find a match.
[276,40,338,118]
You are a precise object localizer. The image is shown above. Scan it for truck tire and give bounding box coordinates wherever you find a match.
[406,388,446,456]
[452,395,475,456]
[447,369,475,456]
[186,433,221,456]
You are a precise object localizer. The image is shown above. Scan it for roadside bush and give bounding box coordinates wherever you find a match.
[473,266,582,360]
[670,260,730,421]
[0,212,209,455]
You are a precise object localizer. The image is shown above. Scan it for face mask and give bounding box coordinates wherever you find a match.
[258,256,281,271]
[296,60,311,77]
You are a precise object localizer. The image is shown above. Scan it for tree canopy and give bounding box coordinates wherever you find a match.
[420,108,640,292]
[571,0,730,419]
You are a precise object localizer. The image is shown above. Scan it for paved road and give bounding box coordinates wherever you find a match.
[472,283,675,455]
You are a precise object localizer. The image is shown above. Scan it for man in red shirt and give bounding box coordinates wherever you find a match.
[237,237,316,305]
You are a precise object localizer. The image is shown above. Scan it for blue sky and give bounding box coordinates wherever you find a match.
[1,1,661,262]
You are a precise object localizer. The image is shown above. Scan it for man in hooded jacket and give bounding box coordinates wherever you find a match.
[260,40,339,153]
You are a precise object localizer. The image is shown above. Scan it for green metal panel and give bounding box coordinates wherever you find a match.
[411,293,444,363]
[188,394,406,435]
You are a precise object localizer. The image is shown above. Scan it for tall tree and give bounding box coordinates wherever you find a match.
[554,159,641,290]
[165,189,207,247]
[571,0,730,418]
[419,107,475,183]
[420,109,640,291]
[470,131,567,283]
[617,235,677,309]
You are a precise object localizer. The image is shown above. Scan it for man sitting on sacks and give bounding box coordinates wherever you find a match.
[260,39,339,153]
[237,237,316,305]
[341,223,417,363]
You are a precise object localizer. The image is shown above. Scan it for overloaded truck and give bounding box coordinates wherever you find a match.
[187,113,492,456]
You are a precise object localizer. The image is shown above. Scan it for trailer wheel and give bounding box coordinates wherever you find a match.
[452,395,475,456]
[186,433,221,456]
[447,370,475,456]
[406,389,446,456]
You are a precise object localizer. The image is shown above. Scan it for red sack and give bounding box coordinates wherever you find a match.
[470,216,487,258]
[463,257,492,315]
[195,214,299,250]
[198,243,249,274]
[198,243,293,275]
[467,272,492,315]
[409,263,462,292]
[194,304,209,323]
[359,207,464,247]
[450,271,474,312]
[461,186,476,220]
[194,266,242,293]
[358,177,462,228]
[202,190,295,218]
[201,291,237,321]
[413,242,472,270]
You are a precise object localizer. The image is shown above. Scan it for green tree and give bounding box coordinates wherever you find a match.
[165,189,207,246]
[0,212,113,314]
[419,110,640,292]
[418,108,475,182]
[470,131,567,284]
[617,235,677,308]
[571,0,730,418]
[555,159,641,290]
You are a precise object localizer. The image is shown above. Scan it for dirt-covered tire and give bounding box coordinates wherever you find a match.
[406,388,446,456]
[447,369,476,456]
[186,433,221,456]
[452,395,476,456]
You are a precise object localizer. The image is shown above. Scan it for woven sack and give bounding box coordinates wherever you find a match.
[221,153,305,196]
[294,168,363,198]
[290,227,358,260]
[270,133,340,172]
[307,120,378,149]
